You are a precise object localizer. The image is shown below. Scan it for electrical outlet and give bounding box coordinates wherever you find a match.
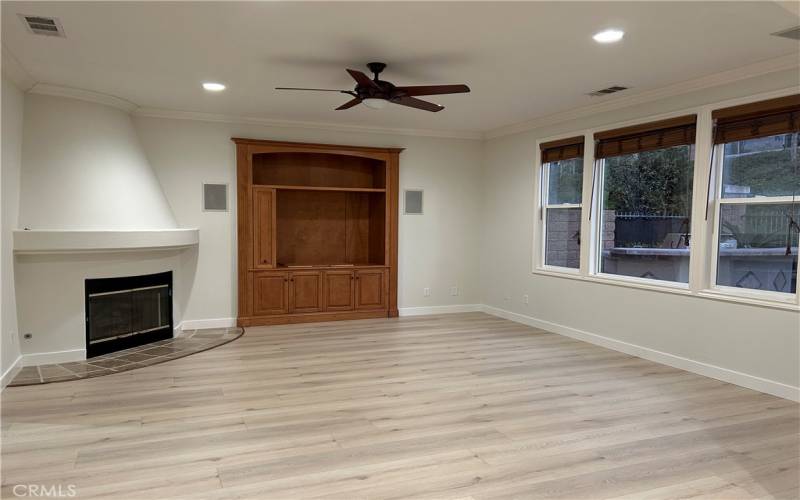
[23,333,32,340]
[423,287,431,297]
[450,286,458,296]
[523,294,529,304]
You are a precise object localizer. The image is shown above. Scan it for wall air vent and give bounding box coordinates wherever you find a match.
[587,85,629,97]
[19,14,65,37]
[772,26,800,41]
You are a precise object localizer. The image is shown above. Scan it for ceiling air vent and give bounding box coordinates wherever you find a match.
[772,26,800,41]
[19,14,65,37]
[587,85,629,97]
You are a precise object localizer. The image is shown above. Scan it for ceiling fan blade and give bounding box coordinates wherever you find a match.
[335,98,362,110]
[393,96,444,112]
[346,69,380,89]
[275,87,350,92]
[395,84,470,97]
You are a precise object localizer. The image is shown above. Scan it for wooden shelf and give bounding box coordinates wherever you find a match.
[279,263,385,269]
[257,184,386,193]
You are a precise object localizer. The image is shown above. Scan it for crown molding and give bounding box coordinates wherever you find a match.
[132,107,483,140]
[28,83,138,113]
[485,53,800,140]
[1,44,36,91]
[14,51,797,142]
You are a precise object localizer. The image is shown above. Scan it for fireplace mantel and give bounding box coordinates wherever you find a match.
[13,228,199,254]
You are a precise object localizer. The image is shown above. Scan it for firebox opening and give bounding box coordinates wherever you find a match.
[85,271,173,357]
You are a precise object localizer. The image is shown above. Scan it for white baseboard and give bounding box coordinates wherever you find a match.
[180,317,236,330]
[1,355,23,390]
[22,349,85,366]
[399,304,482,316]
[480,305,800,402]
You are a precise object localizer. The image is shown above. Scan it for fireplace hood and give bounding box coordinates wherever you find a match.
[14,91,198,253]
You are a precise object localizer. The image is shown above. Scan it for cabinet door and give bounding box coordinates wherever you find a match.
[355,269,387,310]
[253,272,288,315]
[252,187,275,269]
[289,271,323,313]
[324,270,354,311]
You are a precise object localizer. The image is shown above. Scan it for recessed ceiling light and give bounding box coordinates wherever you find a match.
[593,29,624,44]
[202,82,226,91]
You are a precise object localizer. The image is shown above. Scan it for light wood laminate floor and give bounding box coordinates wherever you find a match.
[2,313,798,499]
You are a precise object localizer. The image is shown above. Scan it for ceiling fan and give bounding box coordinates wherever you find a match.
[275,62,470,112]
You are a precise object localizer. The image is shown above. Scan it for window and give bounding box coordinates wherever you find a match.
[712,95,800,296]
[540,136,584,269]
[594,116,697,284]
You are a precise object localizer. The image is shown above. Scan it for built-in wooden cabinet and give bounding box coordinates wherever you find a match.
[355,269,388,310]
[253,271,289,316]
[235,139,400,326]
[324,270,355,311]
[252,187,275,269]
[289,271,324,313]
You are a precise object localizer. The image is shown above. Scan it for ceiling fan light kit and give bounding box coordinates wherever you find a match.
[276,62,470,112]
[362,98,388,110]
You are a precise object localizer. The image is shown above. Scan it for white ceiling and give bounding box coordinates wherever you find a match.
[2,1,798,134]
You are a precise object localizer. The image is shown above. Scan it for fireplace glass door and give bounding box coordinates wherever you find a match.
[85,272,173,357]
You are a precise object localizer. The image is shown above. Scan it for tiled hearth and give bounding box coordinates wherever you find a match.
[9,327,243,386]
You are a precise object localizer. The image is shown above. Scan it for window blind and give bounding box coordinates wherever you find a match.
[594,115,697,159]
[712,94,800,144]
[540,136,584,163]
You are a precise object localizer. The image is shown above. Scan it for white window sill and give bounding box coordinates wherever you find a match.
[532,267,799,312]
[696,288,799,311]
[539,265,580,275]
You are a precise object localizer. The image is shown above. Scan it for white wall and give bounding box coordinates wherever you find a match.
[20,94,177,230]
[1,75,24,381]
[133,117,484,321]
[481,68,800,392]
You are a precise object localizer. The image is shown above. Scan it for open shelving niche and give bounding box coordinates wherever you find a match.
[252,151,387,269]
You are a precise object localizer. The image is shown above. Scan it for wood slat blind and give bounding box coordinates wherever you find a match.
[712,94,800,144]
[594,115,697,159]
[540,136,584,163]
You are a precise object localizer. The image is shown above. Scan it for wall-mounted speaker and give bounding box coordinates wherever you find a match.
[404,189,423,215]
[203,183,228,211]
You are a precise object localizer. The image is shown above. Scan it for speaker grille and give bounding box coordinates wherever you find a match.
[203,183,228,211]
[404,189,423,215]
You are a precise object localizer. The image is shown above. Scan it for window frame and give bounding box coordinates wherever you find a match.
[590,135,696,289]
[530,87,800,311]
[707,139,799,304]
[539,157,583,274]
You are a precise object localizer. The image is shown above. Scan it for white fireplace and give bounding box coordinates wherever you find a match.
[12,92,198,365]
